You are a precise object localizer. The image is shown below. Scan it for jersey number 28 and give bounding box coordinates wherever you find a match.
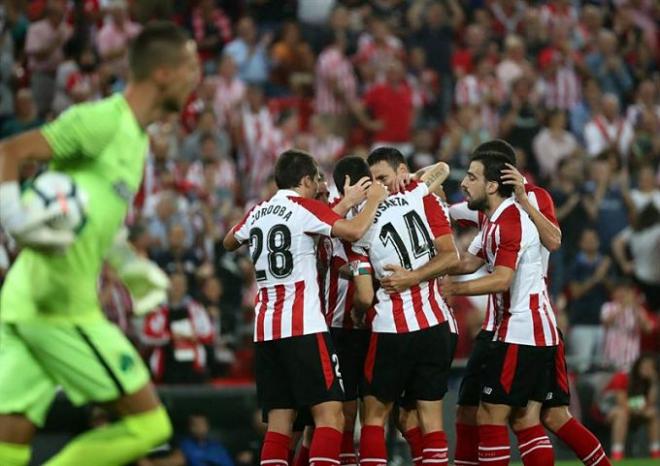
[249,225,294,281]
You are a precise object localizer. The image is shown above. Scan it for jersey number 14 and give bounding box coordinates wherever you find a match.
[379,211,434,270]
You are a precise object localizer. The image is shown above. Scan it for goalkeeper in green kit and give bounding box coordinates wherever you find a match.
[0,22,200,466]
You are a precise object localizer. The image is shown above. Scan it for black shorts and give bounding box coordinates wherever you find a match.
[330,327,370,401]
[255,332,345,414]
[480,341,556,407]
[363,323,452,404]
[458,330,494,406]
[399,331,458,409]
[542,332,571,408]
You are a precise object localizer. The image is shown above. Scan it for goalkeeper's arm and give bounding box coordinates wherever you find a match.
[106,228,169,315]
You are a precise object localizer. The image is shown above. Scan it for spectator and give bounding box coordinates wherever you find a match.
[224,17,270,86]
[584,93,634,158]
[532,109,579,181]
[499,76,543,177]
[451,24,488,77]
[489,0,527,38]
[439,105,491,172]
[629,109,660,171]
[409,0,464,119]
[582,153,635,252]
[24,0,72,116]
[612,203,660,312]
[630,165,660,212]
[190,0,232,73]
[142,272,215,384]
[95,0,141,82]
[585,30,633,103]
[181,109,231,164]
[567,228,613,373]
[0,15,15,117]
[360,59,415,155]
[595,353,660,460]
[536,35,581,111]
[146,190,195,250]
[496,34,529,94]
[53,42,100,114]
[212,54,246,130]
[354,16,403,78]
[570,78,602,145]
[99,264,138,345]
[180,414,235,466]
[304,114,344,181]
[314,30,357,138]
[625,79,660,128]
[0,88,43,138]
[601,279,654,371]
[152,224,204,288]
[269,21,314,94]
[573,4,603,53]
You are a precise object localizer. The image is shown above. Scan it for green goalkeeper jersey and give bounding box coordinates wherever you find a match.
[0,94,148,323]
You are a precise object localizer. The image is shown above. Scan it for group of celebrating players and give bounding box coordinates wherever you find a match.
[224,143,612,466]
[0,20,614,466]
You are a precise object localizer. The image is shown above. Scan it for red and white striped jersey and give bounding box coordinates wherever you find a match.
[450,183,559,276]
[233,190,342,342]
[601,301,650,372]
[467,198,559,346]
[314,46,358,115]
[318,235,357,329]
[352,182,455,334]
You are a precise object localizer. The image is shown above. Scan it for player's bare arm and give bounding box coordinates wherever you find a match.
[417,161,450,195]
[380,233,460,293]
[222,228,242,252]
[441,265,514,297]
[352,273,374,327]
[332,181,388,242]
[332,176,372,217]
[501,163,561,251]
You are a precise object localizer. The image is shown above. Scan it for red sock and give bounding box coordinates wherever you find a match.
[403,427,424,466]
[422,431,448,466]
[359,425,387,466]
[309,427,342,466]
[261,431,291,466]
[556,418,611,466]
[293,445,310,466]
[340,431,357,466]
[478,425,510,466]
[516,425,554,466]
[455,422,479,465]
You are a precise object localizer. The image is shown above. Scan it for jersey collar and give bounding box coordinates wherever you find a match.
[490,196,516,222]
[274,189,300,199]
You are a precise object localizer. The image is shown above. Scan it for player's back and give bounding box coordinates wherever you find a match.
[479,198,559,346]
[1,94,149,323]
[233,189,341,341]
[354,182,453,333]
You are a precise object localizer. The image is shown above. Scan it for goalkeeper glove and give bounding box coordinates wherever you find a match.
[106,229,170,315]
[0,181,75,252]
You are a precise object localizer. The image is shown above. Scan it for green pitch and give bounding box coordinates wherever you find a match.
[512,460,660,466]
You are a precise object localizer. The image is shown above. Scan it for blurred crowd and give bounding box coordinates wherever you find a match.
[0,0,659,453]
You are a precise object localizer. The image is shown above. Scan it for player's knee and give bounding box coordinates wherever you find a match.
[541,407,571,433]
[313,402,344,430]
[456,405,478,425]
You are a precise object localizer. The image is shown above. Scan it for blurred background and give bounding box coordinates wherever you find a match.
[0,0,658,464]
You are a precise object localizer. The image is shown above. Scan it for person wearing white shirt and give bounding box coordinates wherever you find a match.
[584,93,634,157]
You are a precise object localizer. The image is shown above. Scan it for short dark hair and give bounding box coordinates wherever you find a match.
[472,139,517,165]
[367,146,406,170]
[129,21,189,81]
[274,149,318,189]
[333,156,371,195]
[469,152,514,198]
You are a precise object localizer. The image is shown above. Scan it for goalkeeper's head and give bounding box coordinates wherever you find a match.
[128,21,201,113]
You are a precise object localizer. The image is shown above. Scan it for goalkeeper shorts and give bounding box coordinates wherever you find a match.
[0,319,150,426]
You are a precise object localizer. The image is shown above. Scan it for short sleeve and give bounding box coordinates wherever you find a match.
[232,204,258,243]
[449,202,483,228]
[494,210,522,269]
[423,194,452,238]
[289,197,342,237]
[349,244,373,275]
[41,99,119,162]
[467,231,484,258]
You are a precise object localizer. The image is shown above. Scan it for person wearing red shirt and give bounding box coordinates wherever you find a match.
[360,60,415,156]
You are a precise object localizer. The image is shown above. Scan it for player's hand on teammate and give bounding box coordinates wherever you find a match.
[366,180,389,202]
[343,175,372,208]
[393,172,413,193]
[439,276,457,297]
[381,264,418,293]
[501,163,528,204]
[0,181,75,253]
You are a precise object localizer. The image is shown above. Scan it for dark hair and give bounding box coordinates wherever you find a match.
[472,139,517,165]
[629,353,659,399]
[469,152,514,198]
[633,202,659,231]
[367,146,406,170]
[129,21,189,81]
[333,156,372,195]
[274,149,318,189]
